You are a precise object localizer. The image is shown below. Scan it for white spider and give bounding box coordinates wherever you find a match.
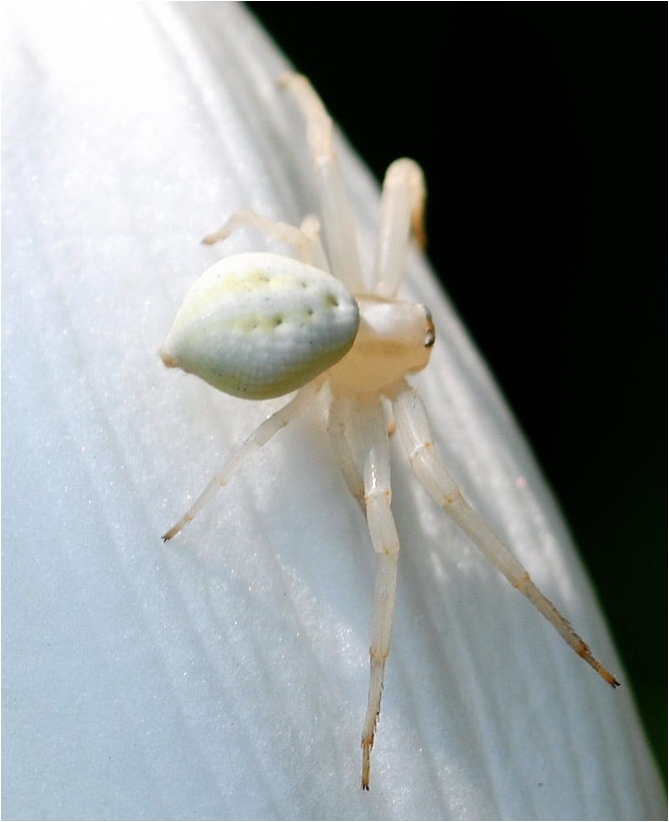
[160,72,619,790]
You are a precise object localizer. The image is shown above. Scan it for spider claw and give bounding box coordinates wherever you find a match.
[361,750,371,791]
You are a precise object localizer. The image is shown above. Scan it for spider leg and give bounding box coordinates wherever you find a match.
[339,393,401,788]
[372,159,427,299]
[328,394,365,508]
[390,380,620,688]
[296,215,330,272]
[280,73,365,292]
[162,380,322,542]
[201,208,325,267]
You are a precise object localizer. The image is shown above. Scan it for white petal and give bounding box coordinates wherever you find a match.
[2,2,664,819]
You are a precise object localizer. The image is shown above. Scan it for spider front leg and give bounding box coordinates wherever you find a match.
[373,158,427,299]
[280,72,365,292]
[390,380,620,688]
[332,393,401,789]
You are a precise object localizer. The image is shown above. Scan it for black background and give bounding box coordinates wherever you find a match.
[247,2,666,778]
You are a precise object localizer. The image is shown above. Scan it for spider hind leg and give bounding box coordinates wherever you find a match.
[162,381,321,542]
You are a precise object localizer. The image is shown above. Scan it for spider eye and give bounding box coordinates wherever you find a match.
[424,310,436,348]
[161,252,360,399]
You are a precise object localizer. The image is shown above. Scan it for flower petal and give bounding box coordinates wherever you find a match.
[2,2,663,818]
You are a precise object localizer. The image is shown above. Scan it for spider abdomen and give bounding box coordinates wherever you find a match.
[161,252,360,399]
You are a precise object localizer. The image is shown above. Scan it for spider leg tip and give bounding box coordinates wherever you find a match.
[277,71,296,89]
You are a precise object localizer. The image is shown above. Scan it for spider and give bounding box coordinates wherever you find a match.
[160,72,619,790]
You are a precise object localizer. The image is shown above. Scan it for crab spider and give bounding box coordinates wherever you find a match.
[161,72,619,790]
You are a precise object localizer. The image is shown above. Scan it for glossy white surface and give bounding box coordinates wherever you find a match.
[3,3,664,819]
